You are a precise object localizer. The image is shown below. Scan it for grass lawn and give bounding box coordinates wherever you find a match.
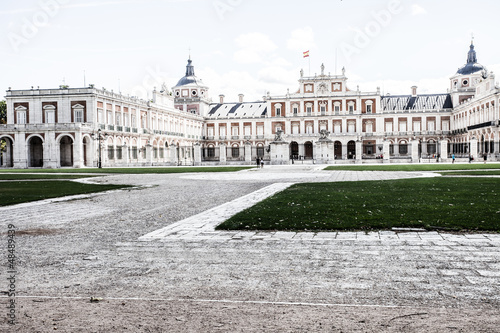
[0,174,97,180]
[0,181,131,206]
[324,164,500,172]
[0,167,254,174]
[217,177,500,232]
[441,171,500,176]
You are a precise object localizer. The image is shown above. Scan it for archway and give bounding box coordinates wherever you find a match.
[290,141,299,159]
[304,141,313,159]
[60,136,74,167]
[0,137,14,167]
[28,136,44,167]
[347,141,356,159]
[334,141,342,159]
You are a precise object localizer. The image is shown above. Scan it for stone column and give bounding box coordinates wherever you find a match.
[244,141,252,163]
[169,145,177,165]
[411,139,419,163]
[440,140,448,162]
[355,140,362,162]
[383,140,390,162]
[73,131,83,168]
[193,143,202,166]
[470,137,478,160]
[13,133,26,168]
[123,144,130,165]
[44,132,57,168]
[145,144,153,165]
[219,143,227,164]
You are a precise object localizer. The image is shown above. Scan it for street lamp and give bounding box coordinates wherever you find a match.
[97,129,102,168]
[92,129,106,168]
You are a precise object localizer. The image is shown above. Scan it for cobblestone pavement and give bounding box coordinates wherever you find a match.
[1,166,499,332]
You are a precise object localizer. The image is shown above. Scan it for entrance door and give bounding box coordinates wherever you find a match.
[304,141,313,159]
[347,141,356,159]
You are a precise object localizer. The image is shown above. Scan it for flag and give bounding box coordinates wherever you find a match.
[303,50,310,58]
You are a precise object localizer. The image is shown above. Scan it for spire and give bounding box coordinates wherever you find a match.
[185,59,195,77]
[467,41,477,64]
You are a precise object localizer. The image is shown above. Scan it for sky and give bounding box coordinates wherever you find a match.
[1,0,500,103]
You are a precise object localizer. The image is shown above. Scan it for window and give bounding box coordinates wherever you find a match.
[98,109,104,123]
[46,110,55,124]
[348,122,355,133]
[292,125,299,134]
[366,122,373,133]
[131,147,138,159]
[386,122,393,132]
[334,104,340,114]
[293,105,298,115]
[131,115,136,128]
[207,127,214,137]
[320,105,326,115]
[399,144,408,155]
[220,127,226,137]
[334,123,341,133]
[244,126,251,136]
[107,111,113,125]
[207,147,215,158]
[348,105,354,114]
[108,146,114,159]
[232,127,239,136]
[428,121,435,132]
[306,124,313,134]
[17,111,26,124]
[413,121,421,132]
[257,126,264,136]
[116,114,121,126]
[399,122,407,132]
[276,107,281,117]
[306,104,312,115]
[366,104,372,113]
[75,109,83,123]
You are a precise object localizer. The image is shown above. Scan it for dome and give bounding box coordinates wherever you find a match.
[456,43,486,75]
[175,59,205,87]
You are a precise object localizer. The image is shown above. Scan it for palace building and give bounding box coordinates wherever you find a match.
[1,42,499,168]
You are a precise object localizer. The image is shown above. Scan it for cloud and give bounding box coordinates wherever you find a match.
[233,33,277,64]
[287,27,316,51]
[411,4,427,15]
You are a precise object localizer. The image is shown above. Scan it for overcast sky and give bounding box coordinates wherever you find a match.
[1,0,500,103]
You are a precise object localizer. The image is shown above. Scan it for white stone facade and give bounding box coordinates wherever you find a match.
[1,43,499,168]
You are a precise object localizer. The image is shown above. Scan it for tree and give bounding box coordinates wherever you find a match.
[0,100,6,124]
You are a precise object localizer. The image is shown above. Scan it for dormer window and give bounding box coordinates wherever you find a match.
[192,90,197,96]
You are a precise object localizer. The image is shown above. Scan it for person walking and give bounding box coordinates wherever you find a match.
[260,159,264,168]
[452,154,455,164]
[256,157,260,169]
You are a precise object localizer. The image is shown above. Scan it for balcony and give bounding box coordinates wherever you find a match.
[108,125,115,131]
[231,136,240,140]
[244,135,252,140]
[116,126,123,132]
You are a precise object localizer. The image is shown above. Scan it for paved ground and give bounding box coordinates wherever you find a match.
[1,165,499,332]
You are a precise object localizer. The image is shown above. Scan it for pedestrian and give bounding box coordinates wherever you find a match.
[256,157,260,169]
[260,159,264,168]
[469,154,472,163]
[452,154,455,164]
[484,153,487,164]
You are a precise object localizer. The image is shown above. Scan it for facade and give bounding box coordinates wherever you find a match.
[1,42,499,168]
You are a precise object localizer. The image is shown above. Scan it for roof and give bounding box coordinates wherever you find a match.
[381,94,453,111]
[207,102,268,118]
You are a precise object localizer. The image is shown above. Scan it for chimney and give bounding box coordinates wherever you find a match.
[238,94,244,103]
[219,94,225,104]
[411,86,418,97]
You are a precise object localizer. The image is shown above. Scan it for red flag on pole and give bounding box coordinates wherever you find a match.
[303,50,310,58]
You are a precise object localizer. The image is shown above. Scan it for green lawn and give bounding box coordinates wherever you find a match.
[0,174,97,180]
[0,166,254,174]
[0,181,131,206]
[217,177,500,232]
[324,164,500,172]
[441,171,500,176]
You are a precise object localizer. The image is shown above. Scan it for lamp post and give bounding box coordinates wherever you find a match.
[97,128,102,168]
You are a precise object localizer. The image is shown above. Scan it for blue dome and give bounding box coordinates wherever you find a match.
[456,43,486,75]
[175,59,205,87]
